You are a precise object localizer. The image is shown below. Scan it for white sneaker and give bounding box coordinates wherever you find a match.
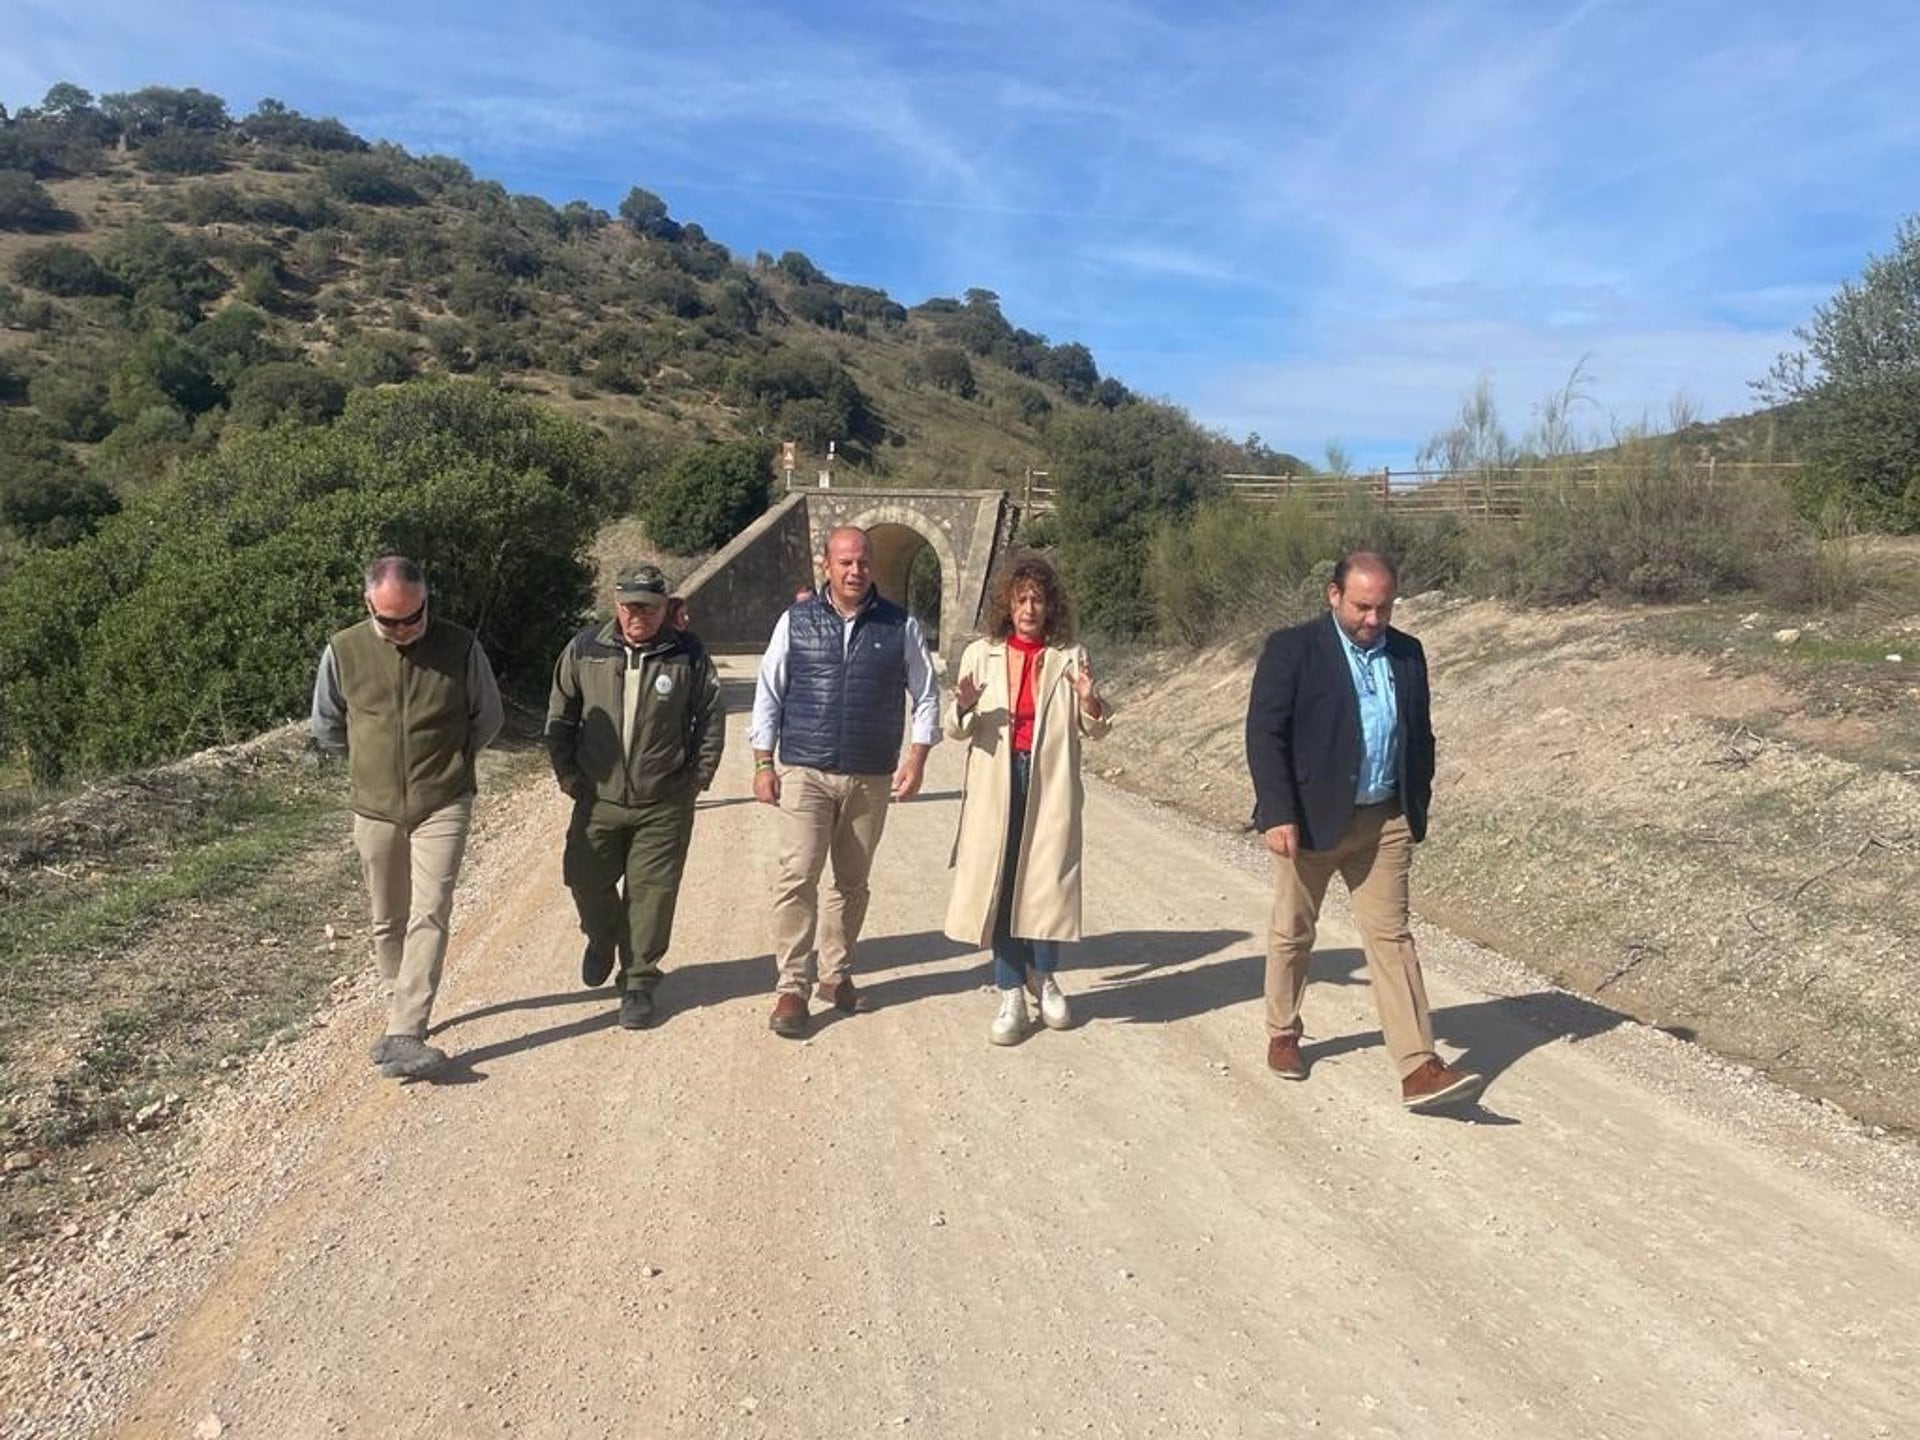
[1038,975,1071,1030]
[989,987,1029,1046]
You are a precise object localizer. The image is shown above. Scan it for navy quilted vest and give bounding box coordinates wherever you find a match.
[779,592,911,774]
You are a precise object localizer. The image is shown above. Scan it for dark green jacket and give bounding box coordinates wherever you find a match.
[545,621,725,806]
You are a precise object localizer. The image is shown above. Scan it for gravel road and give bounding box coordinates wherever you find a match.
[8,657,1917,1439]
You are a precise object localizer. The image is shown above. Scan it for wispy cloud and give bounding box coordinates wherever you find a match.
[5,0,1916,463]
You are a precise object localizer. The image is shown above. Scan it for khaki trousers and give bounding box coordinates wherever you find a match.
[353,796,474,1038]
[1264,802,1436,1079]
[770,766,892,997]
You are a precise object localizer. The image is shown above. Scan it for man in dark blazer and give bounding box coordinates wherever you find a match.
[1245,550,1483,1112]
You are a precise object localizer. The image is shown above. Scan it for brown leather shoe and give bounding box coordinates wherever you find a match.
[1400,1058,1484,1112]
[768,992,809,1039]
[815,978,869,1014]
[1266,1034,1307,1080]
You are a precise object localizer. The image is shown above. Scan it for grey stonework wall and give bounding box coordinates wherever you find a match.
[676,487,1014,670]
[674,494,815,654]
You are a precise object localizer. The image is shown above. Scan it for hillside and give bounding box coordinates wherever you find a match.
[0,83,1135,528]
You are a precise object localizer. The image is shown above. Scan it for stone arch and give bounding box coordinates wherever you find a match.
[835,502,964,653]
[675,487,1012,665]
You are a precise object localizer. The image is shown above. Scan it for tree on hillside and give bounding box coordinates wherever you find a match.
[1036,341,1100,403]
[0,410,118,548]
[1047,401,1219,636]
[35,83,96,120]
[101,86,231,142]
[12,241,120,296]
[0,170,70,231]
[240,98,367,152]
[227,361,349,429]
[923,346,977,399]
[776,250,826,285]
[324,152,422,206]
[134,129,226,176]
[619,186,680,240]
[1760,214,1920,530]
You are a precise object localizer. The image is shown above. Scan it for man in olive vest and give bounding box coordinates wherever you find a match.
[546,564,725,1029]
[311,555,504,1079]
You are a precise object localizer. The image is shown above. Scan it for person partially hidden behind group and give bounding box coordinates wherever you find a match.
[943,552,1109,1045]
[1245,549,1483,1112]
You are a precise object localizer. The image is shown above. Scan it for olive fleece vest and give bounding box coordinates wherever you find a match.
[331,617,478,826]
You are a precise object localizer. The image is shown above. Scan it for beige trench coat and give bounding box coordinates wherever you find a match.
[942,637,1111,947]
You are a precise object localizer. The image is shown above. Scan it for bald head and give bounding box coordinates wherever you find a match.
[822,526,874,613]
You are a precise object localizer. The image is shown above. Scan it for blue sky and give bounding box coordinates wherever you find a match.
[6,0,1918,467]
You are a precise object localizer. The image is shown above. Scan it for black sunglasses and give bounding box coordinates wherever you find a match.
[370,601,427,628]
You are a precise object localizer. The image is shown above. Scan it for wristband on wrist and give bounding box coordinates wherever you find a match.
[754,758,775,772]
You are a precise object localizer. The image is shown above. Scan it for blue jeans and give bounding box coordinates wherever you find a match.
[993,750,1061,989]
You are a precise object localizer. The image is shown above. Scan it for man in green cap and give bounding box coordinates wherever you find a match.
[546,564,726,1028]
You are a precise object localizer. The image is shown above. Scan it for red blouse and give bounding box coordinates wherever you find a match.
[1008,634,1044,753]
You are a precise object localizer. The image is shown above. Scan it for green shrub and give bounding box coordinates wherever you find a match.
[340,332,417,387]
[0,410,116,549]
[324,153,422,206]
[923,346,976,398]
[99,223,225,318]
[1464,450,1821,605]
[134,131,225,176]
[1048,400,1218,637]
[0,350,28,404]
[227,362,349,429]
[28,361,114,442]
[1147,497,1331,644]
[642,440,773,554]
[0,170,69,232]
[13,243,120,297]
[0,379,617,779]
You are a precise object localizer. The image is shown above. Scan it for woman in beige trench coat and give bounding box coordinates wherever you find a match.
[942,553,1110,1045]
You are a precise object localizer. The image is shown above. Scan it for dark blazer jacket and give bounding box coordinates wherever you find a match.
[1245,613,1436,851]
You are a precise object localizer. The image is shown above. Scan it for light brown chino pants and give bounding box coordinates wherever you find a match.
[352,796,473,1038]
[770,766,892,998]
[1264,801,1437,1079]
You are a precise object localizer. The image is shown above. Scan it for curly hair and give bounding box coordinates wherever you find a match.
[982,551,1074,643]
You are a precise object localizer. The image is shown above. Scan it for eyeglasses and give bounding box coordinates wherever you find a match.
[370,602,427,629]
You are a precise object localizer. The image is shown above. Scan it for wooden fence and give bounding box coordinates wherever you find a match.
[1020,460,1804,520]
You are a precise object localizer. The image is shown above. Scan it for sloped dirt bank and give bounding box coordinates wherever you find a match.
[1096,594,1920,1138]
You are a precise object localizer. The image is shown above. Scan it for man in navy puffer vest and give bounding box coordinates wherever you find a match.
[749,526,941,1038]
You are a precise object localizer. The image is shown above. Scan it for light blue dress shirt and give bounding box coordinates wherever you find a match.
[1332,614,1399,804]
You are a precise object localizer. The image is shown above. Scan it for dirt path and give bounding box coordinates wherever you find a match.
[39,659,1920,1437]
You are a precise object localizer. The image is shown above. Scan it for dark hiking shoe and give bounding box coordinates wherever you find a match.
[378,1036,448,1079]
[582,944,616,988]
[368,1035,398,1065]
[619,990,655,1030]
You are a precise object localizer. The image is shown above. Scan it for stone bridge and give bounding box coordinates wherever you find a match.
[674,487,1019,668]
